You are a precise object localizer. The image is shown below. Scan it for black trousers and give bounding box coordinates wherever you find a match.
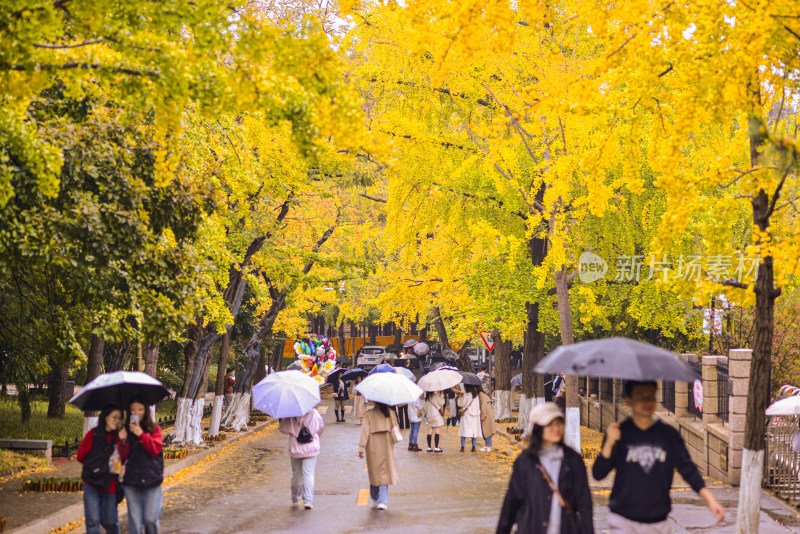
[396,404,410,429]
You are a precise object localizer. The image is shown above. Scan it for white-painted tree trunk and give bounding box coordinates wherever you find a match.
[517,396,546,435]
[736,448,765,534]
[83,416,98,436]
[207,395,224,437]
[494,389,513,420]
[221,392,251,432]
[172,397,205,445]
[565,406,581,453]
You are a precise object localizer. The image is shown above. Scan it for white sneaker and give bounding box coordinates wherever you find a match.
[304,503,314,510]
[291,502,301,509]
[376,503,388,510]
[371,499,378,508]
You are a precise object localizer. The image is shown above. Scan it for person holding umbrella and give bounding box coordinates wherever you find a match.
[279,406,324,509]
[332,370,349,423]
[119,397,164,534]
[497,403,594,534]
[423,390,446,452]
[457,385,482,452]
[478,385,496,452]
[407,396,424,452]
[593,381,724,532]
[77,405,126,534]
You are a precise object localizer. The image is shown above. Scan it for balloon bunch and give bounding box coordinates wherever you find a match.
[293,334,337,384]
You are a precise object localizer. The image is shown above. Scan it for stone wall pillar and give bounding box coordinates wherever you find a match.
[727,348,752,485]
[702,356,723,425]
[675,354,694,417]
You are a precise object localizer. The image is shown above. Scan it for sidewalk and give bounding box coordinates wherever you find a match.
[1,419,274,534]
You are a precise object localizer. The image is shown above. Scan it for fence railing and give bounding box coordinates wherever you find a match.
[599,378,613,402]
[763,415,800,505]
[662,381,675,413]
[717,361,731,424]
[687,361,703,417]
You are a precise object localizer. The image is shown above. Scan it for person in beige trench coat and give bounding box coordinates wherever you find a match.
[478,387,496,452]
[354,377,367,423]
[358,404,400,510]
[423,391,446,452]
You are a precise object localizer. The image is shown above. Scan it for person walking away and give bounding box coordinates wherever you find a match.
[407,397,424,451]
[77,405,126,534]
[593,381,724,533]
[278,407,324,509]
[119,397,164,534]
[223,368,235,410]
[424,390,446,452]
[458,385,482,452]
[354,377,367,423]
[334,377,349,422]
[478,385,496,452]
[497,403,594,534]
[358,402,400,510]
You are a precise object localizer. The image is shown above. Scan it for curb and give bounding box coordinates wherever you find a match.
[7,420,274,534]
[496,430,523,452]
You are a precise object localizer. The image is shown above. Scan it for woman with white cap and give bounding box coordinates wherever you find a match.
[496,402,594,534]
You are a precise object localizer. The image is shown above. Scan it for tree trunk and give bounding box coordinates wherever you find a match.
[492,330,513,420]
[143,343,159,378]
[254,344,268,384]
[208,333,230,437]
[46,361,67,419]
[393,325,402,346]
[83,333,105,435]
[106,341,133,373]
[520,301,546,434]
[271,339,286,372]
[433,306,450,351]
[555,266,580,452]
[457,340,472,372]
[338,322,347,361]
[18,383,31,423]
[737,115,780,534]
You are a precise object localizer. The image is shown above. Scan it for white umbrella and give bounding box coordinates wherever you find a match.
[414,342,430,355]
[766,396,800,416]
[69,371,169,411]
[418,369,462,392]
[393,366,417,382]
[355,372,423,406]
[252,370,320,418]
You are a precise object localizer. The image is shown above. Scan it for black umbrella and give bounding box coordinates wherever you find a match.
[342,368,368,381]
[325,368,346,384]
[69,371,170,411]
[385,343,404,354]
[460,371,483,386]
[335,355,352,365]
[533,337,700,382]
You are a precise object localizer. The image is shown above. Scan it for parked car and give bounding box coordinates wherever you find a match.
[466,348,482,371]
[356,346,387,369]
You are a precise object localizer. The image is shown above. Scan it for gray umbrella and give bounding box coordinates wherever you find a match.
[403,339,418,347]
[460,371,483,386]
[533,337,700,382]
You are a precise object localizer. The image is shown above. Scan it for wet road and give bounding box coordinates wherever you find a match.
[157,402,513,533]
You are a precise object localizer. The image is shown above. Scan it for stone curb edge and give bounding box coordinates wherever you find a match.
[7,420,274,534]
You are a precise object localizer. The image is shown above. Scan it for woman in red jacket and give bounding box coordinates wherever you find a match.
[119,397,163,534]
[77,405,126,534]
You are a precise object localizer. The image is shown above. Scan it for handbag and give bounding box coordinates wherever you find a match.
[391,425,403,444]
[297,425,313,444]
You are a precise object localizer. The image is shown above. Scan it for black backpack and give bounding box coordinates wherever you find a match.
[297,425,313,444]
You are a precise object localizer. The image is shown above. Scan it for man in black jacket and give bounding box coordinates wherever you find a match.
[593,381,725,533]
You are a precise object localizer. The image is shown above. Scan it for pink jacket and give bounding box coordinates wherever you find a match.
[278,409,324,458]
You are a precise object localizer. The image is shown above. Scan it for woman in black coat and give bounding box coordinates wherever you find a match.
[497,403,594,534]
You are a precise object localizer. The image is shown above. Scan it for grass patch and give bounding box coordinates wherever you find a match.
[0,396,84,444]
[0,450,48,473]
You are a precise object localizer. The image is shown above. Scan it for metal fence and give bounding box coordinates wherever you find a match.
[599,378,614,402]
[763,415,800,506]
[687,361,703,417]
[717,361,731,424]
[662,381,675,413]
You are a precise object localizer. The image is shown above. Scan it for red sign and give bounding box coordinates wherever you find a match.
[480,331,495,351]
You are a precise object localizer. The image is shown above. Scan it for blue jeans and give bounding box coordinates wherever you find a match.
[83,482,119,534]
[485,435,493,447]
[408,422,421,445]
[123,484,162,534]
[461,437,477,448]
[290,456,317,505]
[370,484,388,504]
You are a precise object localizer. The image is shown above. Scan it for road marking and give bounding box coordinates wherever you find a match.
[356,488,370,506]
